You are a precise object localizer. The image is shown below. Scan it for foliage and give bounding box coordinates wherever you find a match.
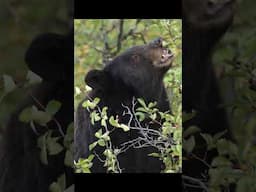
[0,0,70,128]
[74,97,182,173]
[0,74,74,190]
[183,1,256,191]
[212,0,256,191]
[74,19,182,173]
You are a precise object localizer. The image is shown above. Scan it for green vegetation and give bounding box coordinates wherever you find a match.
[183,1,256,191]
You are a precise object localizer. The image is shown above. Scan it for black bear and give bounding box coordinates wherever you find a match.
[182,0,235,191]
[0,32,73,192]
[75,37,174,173]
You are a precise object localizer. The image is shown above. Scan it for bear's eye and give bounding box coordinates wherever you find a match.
[150,37,163,48]
[156,38,163,47]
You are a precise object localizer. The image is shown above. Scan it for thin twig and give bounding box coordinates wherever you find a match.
[29,92,65,137]
[182,175,208,192]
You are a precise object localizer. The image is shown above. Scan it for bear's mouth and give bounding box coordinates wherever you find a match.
[149,37,174,69]
[159,48,174,67]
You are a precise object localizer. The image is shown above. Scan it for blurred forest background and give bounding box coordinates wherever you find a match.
[0,0,71,131]
[187,0,256,190]
[213,0,256,146]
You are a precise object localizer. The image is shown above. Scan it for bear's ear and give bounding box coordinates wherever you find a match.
[25,33,72,82]
[85,70,109,90]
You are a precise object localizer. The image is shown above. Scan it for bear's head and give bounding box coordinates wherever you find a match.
[183,0,236,31]
[85,37,174,99]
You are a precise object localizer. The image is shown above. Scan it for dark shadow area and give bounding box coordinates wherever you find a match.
[182,0,256,191]
[0,0,74,191]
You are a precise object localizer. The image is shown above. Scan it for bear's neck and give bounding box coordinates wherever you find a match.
[102,76,168,113]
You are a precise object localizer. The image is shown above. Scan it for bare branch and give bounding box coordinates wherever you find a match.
[29,92,65,137]
[182,175,209,192]
[116,19,124,54]
[86,95,178,173]
[191,153,212,169]
[121,19,142,42]
[93,152,105,163]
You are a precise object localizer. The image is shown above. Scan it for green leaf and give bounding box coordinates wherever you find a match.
[82,99,97,109]
[85,85,92,92]
[45,100,62,116]
[213,130,227,141]
[49,174,66,192]
[82,100,92,108]
[93,97,100,105]
[136,107,148,113]
[148,101,157,108]
[87,154,95,162]
[34,111,52,126]
[64,123,74,148]
[173,129,182,141]
[95,129,102,138]
[237,176,256,192]
[67,122,74,135]
[182,111,196,122]
[49,182,61,192]
[3,74,16,94]
[26,70,42,84]
[101,107,108,115]
[211,156,232,167]
[101,119,107,128]
[109,116,119,127]
[98,139,106,147]
[90,111,101,123]
[64,150,73,167]
[183,126,200,138]
[90,111,101,125]
[89,141,97,151]
[46,133,63,155]
[135,112,146,121]
[19,107,32,123]
[183,136,195,153]
[101,132,110,141]
[47,139,64,155]
[150,113,157,120]
[31,106,51,126]
[137,98,147,108]
[103,149,113,157]
[208,168,223,186]
[119,124,130,132]
[216,139,238,157]
[148,153,160,157]
[165,170,176,173]
[75,86,81,96]
[162,124,173,136]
